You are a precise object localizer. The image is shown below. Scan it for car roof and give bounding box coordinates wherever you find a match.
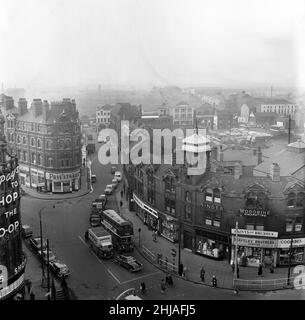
[106,185,112,188]
[115,171,121,175]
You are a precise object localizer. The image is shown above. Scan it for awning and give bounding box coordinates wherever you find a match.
[133,193,158,219]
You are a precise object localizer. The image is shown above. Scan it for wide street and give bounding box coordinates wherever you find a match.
[20,140,305,300]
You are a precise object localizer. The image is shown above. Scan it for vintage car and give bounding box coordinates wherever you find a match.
[49,260,70,279]
[111,178,118,188]
[114,171,122,182]
[113,255,143,272]
[90,214,101,227]
[30,237,47,253]
[104,184,114,195]
[111,166,117,174]
[38,249,57,264]
[21,224,33,238]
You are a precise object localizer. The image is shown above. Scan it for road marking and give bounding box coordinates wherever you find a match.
[120,271,162,285]
[78,235,121,285]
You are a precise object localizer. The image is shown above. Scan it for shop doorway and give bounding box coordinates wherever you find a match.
[183,231,193,250]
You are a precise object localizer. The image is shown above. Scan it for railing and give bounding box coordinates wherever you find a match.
[141,245,178,274]
[233,277,297,291]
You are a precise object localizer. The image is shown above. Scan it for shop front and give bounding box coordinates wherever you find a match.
[277,238,305,266]
[158,212,178,243]
[195,229,229,260]
[231,229,278,267]
[133,193,159,231]
[46,170,80,193]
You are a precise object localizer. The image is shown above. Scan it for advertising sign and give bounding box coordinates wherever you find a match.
[231,229,278,238]
[239,208,270,217]
[278,238,305,248]
[232,236,277,248]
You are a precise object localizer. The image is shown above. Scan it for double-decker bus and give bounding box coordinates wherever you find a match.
[100,209,134,252]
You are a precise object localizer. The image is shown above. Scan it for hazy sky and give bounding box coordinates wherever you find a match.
[1,0,305,89]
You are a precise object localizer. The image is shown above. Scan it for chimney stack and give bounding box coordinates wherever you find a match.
[31,99,43,117]
[17,98,28,116]
[270,163,280,182]
[257,146,262,165]
[42,100,49,121]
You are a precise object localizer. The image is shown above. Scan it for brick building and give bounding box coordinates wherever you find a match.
[5,98,82,193]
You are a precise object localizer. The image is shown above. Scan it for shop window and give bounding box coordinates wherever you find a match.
[296,192,304,208]
[287,192,296,207]
[286,220,293,232]
[196,237,223,259]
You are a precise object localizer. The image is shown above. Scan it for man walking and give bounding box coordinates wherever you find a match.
[200,266,205,282]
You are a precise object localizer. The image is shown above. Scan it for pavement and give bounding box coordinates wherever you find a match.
[115,186,295,291]
[22,166,91,200]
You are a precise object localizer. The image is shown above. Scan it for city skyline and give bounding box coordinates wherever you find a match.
[1,0,305,89]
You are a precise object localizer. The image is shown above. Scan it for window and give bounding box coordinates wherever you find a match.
[213,210,221,227]
[37,154,41,165]
[213,188,221,203]
[185,191,191,203]
[246,192,257,207]
[48,157,54,167]
[205,189,213,202]
[185,205,192,221]
[31,152,36,164]
[287,192,296,207]
[59,140,65,149]
[165,198,175,214]
[286,220,293,232]
[295,217,303,232]
[37,139,41,148]
[31,138,35,147]
[205,212,212,225]
[46,140,52,149]
[22,136,27,144]
[17,135,21,144]
[296,192,304,208]
[147,188,155,205]
[256,225,264,231]
[23,151,27,162]
[165,177,175,193]
[246,224,255,230]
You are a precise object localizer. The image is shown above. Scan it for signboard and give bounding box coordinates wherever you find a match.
[203,202,223,212]
[278,238,305,248]
[231,229,278,238]
[232,236,277,248]
[46,171,80,181]
[0,274,24,300]
[239,208,270,217]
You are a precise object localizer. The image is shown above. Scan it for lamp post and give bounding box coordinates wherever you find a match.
[234,219,239,282]
[287,235,294,286]
[38,208,45,286]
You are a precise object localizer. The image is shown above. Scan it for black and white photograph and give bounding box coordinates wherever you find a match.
[1,0,305,309]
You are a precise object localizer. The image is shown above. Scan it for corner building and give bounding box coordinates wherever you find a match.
[6,98,82,193]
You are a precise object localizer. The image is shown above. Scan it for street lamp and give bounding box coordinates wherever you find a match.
[233,219,239,282]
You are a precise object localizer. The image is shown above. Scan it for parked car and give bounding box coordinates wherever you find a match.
[21,225,33,238]
[113,255,143,272]
[38,249,56,264]
[30,237,47,252]
[114,171,122,182]
[49,260,70,279]
[111,166,117,174]
[98,194,107,207]
[91,175,97,183]
[104,184,114,195]
[111,178,118,188]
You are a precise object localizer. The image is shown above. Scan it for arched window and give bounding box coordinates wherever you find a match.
[59,139,65,149]
[37,139,41,148]
[46,140,52,149]
[22,136,27,144]
[296,192,305,208]
[287,192,296,207]
[37,154,42,165]
[48,157,54,167]
[31,137,35,147]
[17,135,21,143]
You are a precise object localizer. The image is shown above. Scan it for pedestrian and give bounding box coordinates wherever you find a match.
[140,282,146,294]
[168,275,173,286]
[160,279,166,293]
[30,292,35,300]
[258,263,263,276]
[270,264,274,274]
[183,266,188,280]
[212,275,217,288]
[26,280,32,294]
[200,266,205,282]
[178,263,184,276]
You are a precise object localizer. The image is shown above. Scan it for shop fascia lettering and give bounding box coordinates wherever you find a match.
[239,208,270,217]
[278,238,305,248]
[232,236,277,248]
[0,192,19,206]
[46,171,80,181]
[0,167,19,186]
[231,228,278,238]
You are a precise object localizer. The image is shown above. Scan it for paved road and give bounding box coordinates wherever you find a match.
[20,141,305,300]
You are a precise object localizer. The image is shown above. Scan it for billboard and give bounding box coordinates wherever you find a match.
[0,162,26,300]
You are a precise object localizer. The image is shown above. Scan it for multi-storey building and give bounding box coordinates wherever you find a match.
[257,99,298,117]
[5,98,82,193]
[96,104,112,126]
[124,130,305,268]
[0,112,26,300]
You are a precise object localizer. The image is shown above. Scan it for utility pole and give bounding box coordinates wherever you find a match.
[234,220,239,282]
[39,210,45,286]
[47,239,50,299]
[288,115,291,145]
[178,220,182,274]
[287,236,293,286]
